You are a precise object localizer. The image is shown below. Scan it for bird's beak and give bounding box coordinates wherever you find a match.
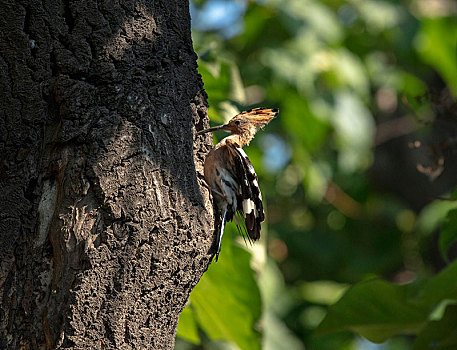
[197,124,229,135]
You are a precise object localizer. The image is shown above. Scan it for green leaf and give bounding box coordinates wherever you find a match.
[189,233,262,350]
[176,304,200,344]
[400,72,427,100]
[413,304,457,350]
[316,279,427,343]
[299,280,349,306]
[352,0,404,32]
[281,92,329,151]
[262,311,304,350]
[281,0,343,44]
[198,59,247,124]
[416,200,457,236]
[330,49,370,97]
[439,210,457,262]
[317,260,457,343]
[333,91,376,172]
[198,60,232,110]
[228,63,246,104]
[414,259,457,308]
[416,18,457,96]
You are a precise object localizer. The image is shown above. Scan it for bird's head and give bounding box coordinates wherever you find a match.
[197,108,278,140]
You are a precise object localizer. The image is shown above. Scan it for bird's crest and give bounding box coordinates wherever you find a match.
[229,107,278,130]
[197,107,278,147]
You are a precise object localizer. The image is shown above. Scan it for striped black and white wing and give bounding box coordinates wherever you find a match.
[233,147,265,241]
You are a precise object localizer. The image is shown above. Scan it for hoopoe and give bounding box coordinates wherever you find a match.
[197,107,279,261]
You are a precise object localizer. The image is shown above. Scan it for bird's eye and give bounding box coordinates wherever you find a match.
[234,120,241,126]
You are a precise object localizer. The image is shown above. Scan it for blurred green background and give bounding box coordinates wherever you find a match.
[177,1,457,349]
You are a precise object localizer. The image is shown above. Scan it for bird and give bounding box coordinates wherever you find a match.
[197,107,279,261]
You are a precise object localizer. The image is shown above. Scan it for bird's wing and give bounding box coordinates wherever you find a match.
[232,146,265,241]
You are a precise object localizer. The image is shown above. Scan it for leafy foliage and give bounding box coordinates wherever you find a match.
[177,232,262,349]
[317,260,457,343]
[178,0,457,349]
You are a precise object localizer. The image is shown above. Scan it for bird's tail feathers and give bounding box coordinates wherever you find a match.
[214,208,227,262]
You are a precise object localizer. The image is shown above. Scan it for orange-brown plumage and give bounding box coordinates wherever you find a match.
[198,107,278,147]
[197,107,278,260]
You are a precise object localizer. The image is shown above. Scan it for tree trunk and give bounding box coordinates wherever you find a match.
[0,0,213,348]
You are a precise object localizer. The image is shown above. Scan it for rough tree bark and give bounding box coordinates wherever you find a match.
[0,0,214,348]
